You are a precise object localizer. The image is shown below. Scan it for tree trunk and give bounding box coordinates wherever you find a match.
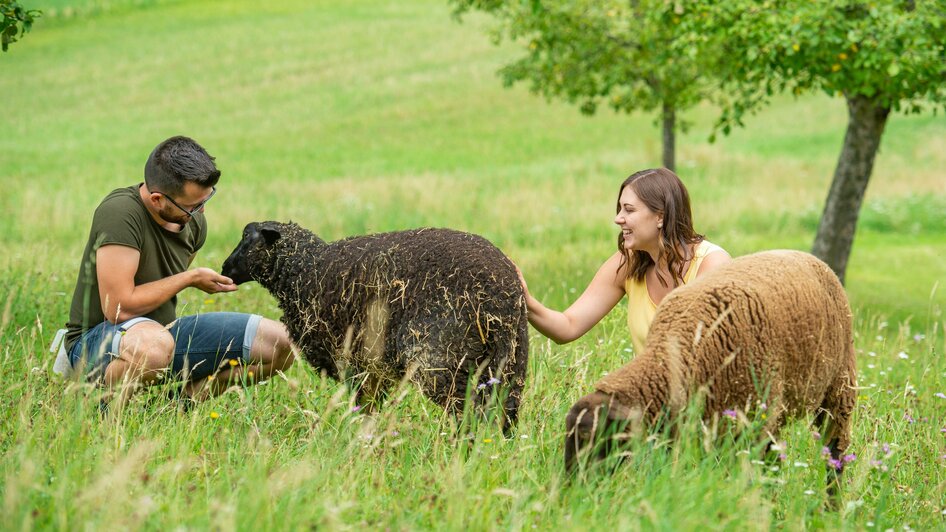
[662,102,675,172]
[811,95,890,285]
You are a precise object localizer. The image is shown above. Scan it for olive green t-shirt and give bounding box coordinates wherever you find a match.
[64,184,207,352]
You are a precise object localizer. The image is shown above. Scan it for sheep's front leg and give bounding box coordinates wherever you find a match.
[348,371,390,413]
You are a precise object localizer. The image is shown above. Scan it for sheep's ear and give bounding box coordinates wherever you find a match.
[260,227,282,246]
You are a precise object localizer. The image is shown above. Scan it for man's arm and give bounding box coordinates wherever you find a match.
[97,244,237,323]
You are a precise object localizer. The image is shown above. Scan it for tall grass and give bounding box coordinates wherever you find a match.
[2,0,945,529]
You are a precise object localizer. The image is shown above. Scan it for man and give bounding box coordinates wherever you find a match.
[62,136,293,408]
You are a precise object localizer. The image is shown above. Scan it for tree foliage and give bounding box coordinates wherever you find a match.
[450,0,720,170]
[683,0,946,283]
[1,0,40,52]
[686,0,946,136]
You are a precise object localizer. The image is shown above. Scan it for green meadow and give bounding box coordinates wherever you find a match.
[2,0,945,529]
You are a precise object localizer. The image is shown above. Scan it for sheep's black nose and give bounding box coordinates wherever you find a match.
[220,252,253,285]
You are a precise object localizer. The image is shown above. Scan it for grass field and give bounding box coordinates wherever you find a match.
[2,0,945,529]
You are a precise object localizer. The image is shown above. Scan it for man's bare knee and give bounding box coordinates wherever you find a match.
[250,318,294,369]
[121,323,174,372]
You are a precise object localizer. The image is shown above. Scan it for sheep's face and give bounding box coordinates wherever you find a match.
[564,391,643,475]
[221,222,283,285]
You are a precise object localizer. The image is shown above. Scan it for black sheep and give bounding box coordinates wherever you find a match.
[222,221,529,428]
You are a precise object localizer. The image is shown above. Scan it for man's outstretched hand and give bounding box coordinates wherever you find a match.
[191,267,238,293]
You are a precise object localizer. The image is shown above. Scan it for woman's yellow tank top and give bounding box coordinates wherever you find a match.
[625,240,724,354]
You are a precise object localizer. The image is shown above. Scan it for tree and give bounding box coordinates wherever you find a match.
[1,0,40,52]
[686,0,946,284]
[450,0,719,171]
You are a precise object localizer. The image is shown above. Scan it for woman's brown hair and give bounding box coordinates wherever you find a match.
[616,168,704,287]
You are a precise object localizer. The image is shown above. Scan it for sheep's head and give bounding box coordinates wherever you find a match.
[221,221,285,285]
[564,391,644,475]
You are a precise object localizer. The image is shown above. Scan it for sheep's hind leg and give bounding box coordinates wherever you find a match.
[496,313,530,434]
[816,374,855,507]
[402,343,472,427]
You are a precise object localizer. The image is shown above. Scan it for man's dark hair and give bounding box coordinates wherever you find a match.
[144,136,221,197]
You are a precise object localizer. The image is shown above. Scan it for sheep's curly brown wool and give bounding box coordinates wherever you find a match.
[565,250,857,472]
[222,221,528,427]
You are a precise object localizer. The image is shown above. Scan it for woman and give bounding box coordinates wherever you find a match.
[521,168,731,354]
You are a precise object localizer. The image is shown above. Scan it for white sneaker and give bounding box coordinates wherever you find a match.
[50,329,75,378]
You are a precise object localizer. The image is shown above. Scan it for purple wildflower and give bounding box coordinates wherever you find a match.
[759,403,767,411]
[778,453,787,462]
[722,409,737,419]
[940,428,946,434]
[812,431,821,440]
[935,392,946,399]
[882,443,891,456]
[828,458,843,471]
[477,383,487,390]
[904,412,915,423]
[843,453,856,464]
[352,405,362,412]
[822,446,832,457]
[487,377,501,386]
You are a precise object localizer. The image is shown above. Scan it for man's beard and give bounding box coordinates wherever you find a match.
[161,206,190,226]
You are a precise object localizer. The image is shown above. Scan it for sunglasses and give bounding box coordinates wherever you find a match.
[155,186,216,217]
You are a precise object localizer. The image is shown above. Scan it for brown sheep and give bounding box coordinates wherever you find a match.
[564,250,857,475]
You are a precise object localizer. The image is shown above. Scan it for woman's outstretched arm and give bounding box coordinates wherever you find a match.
[519,252,627,344]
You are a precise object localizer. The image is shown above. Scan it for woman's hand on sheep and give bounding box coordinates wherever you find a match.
[190,267,238,293]
[515,265,530,296]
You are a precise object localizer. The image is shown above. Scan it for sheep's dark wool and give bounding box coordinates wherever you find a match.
[222,221,528,427]
[565,250,857,473]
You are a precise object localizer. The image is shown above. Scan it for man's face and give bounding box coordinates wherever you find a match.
[158,182,216,225]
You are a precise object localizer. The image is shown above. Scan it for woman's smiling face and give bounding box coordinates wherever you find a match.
[614,185,662,253]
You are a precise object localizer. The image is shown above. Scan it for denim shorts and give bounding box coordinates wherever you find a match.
[68,312,262,383]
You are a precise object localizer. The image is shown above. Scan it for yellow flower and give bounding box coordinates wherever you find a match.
[761,413,767,420]
[831,64,841,72]
[204,298,214,304]
[207,375,215,381]
[210,411,219,419]
[838,52,848,60]
[247,371,254,379]
[229,359,238,367]
[792,43,800,52]
[484,438,493,443]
